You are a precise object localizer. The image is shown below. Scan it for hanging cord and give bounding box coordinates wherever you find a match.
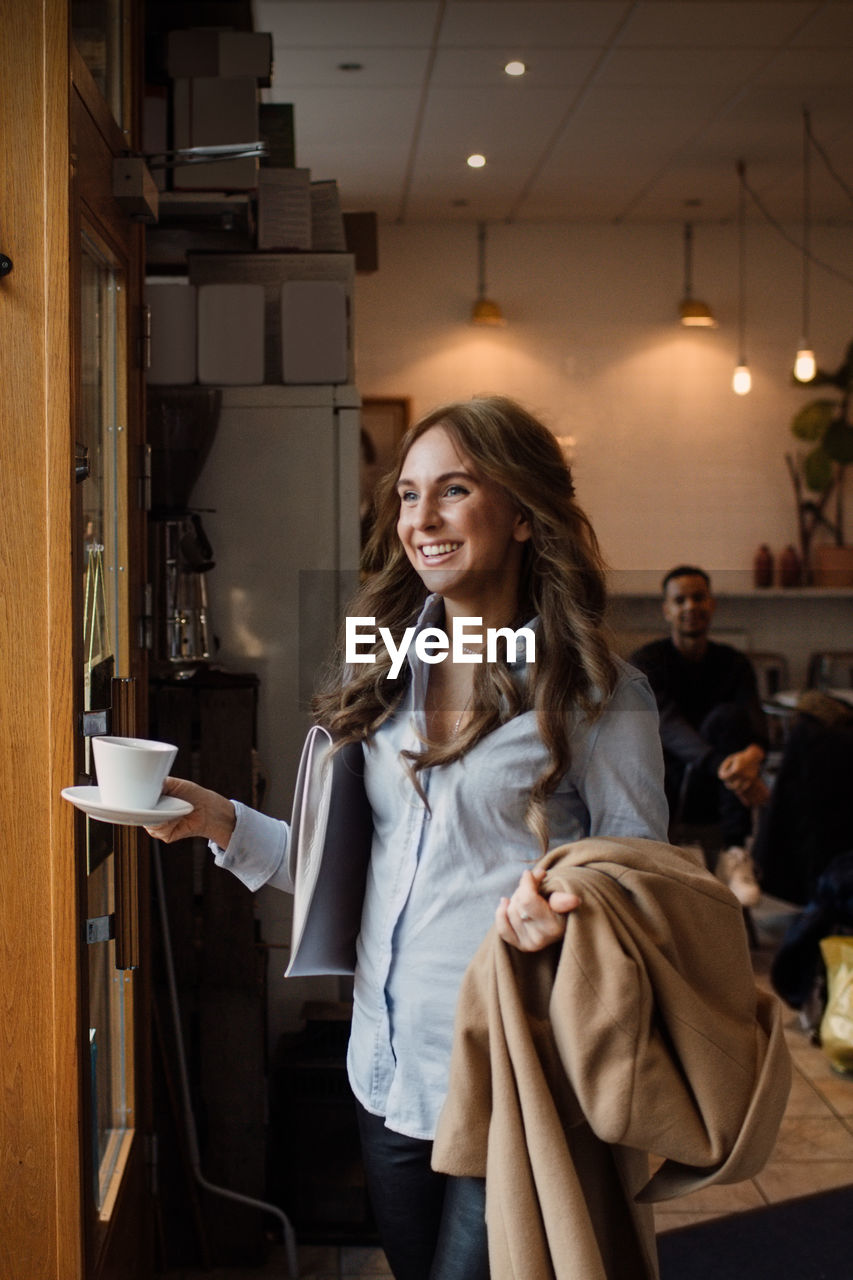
[801,108,812,344]
[736,162,748,363]
[738,113,853,290]
[805,110,853,207]
[152,845,299,1278]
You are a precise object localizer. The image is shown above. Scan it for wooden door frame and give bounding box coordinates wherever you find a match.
[0,2,82,1278]
[0,3,150,1277]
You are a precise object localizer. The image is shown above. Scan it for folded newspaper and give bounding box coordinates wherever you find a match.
[285,725,373,977]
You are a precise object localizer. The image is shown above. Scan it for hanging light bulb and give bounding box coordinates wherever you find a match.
[678,222,716,326]
[732,162,752,395]
[794,345,816,382]
[471,222,506,326]
[794,110,817,382]
[733,364,752,395]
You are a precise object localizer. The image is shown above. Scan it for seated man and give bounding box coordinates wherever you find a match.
[630,565,769,907]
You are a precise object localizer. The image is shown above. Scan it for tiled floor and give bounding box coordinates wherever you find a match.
[653,894,853,1234]
[164,895,853,1279]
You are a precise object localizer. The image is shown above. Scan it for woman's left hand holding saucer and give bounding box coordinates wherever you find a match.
[144,776,236,848]
[496,866,581,951]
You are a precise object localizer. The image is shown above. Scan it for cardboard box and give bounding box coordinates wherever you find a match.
[146,282,197,384]
[343,212,379,274]
[172,77,259,191]
[188,252,355,384]
[310,180,347,252]
[167,30,273,84]
[257,168,312,251]
[197,283,265,385]
[281,281,349,384]
[259,103,296,168]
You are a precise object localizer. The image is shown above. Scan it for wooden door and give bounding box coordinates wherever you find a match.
[0,3,151,1277]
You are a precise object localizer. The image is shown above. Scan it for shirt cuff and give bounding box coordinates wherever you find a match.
[209,801,292,893]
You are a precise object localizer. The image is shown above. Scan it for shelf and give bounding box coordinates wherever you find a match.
[610,587,853,600]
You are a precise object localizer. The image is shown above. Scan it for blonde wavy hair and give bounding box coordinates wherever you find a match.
[313,395,617,848]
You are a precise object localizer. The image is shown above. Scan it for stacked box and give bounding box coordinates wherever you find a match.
[188,252,355,384]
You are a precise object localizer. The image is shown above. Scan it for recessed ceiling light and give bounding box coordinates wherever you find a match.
[504,60,526,76]
[467,154,486,169]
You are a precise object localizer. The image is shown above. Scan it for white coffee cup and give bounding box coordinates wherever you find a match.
[92,736,178,811]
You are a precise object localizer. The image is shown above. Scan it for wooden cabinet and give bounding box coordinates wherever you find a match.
[150,670,269,1267]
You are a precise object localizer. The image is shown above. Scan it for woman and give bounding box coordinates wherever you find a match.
[150,396,668,1280]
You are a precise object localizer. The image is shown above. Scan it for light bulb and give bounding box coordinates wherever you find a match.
[794,346,816,382]
[732,364,752,396]
[466,154,486,169]
[504,60,526,76]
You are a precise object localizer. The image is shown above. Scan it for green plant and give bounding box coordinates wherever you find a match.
[787,340,853,572]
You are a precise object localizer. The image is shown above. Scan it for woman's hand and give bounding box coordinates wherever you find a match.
[496,866,581,952]
[144,776,237,848]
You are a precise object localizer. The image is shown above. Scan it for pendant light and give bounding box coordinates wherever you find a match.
[471,222,506,326]
[679,221,716,327]
[794,110,816,382]
[732,161,752,395]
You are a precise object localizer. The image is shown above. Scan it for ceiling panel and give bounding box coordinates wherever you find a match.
[253,0,853,224]
[269,45,430,87]
[593,46,772,87]
[255,0,441,46]
[439,1,630,46]
[430,45,603,85]
[619,1,818,46]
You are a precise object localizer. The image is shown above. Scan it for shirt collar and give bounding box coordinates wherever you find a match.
[409,594,538,675]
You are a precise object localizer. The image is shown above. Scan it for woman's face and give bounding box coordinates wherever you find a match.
[395,424,531,611]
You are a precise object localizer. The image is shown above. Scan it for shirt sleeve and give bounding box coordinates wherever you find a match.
[209,801,294,893]
[573,667,670,841]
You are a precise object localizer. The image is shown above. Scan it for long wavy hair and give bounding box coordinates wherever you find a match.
[313,395,618,848]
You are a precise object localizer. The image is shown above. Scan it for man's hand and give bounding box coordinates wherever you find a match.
[718,744,770,808]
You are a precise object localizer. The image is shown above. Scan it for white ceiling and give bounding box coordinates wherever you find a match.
[252,0,853,226]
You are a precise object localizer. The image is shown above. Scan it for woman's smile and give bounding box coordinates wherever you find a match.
[419,540,462,561]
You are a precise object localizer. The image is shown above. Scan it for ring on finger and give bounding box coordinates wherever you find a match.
[519,911,533,922]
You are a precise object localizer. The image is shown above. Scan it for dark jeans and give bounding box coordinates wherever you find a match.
[666,702,756,847]
[356,1101,489,1280]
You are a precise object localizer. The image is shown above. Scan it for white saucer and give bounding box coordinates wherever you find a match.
[61,785,193,827]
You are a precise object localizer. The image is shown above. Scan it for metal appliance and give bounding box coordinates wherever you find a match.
[147,386,221,674]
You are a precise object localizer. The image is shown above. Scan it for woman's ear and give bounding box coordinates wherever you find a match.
[512,509,533,543]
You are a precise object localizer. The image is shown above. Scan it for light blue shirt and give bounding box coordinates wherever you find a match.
[213,596,668,1140]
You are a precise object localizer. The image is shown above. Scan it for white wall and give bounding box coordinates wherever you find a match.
[354,220,853,581]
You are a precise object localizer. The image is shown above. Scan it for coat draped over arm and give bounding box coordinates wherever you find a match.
[431,838,791,1280]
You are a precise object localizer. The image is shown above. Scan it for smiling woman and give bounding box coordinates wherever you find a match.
[147,395,671,1280]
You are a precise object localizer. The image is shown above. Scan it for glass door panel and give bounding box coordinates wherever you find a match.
[79,228,134,1213]
[72,0,129,130]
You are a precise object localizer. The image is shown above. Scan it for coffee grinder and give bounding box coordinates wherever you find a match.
[147,387,222,675]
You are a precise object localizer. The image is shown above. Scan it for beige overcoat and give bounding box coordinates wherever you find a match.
[432,837,791,1280]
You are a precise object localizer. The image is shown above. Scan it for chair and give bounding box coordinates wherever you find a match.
[806,651,853,690]
[746,651,790,700]
[747,650,792,757]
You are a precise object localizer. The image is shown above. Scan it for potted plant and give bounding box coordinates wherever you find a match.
[787,339,853,584]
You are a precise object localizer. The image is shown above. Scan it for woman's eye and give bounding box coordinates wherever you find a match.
[399,490,418,504]
[444,484,469,498]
